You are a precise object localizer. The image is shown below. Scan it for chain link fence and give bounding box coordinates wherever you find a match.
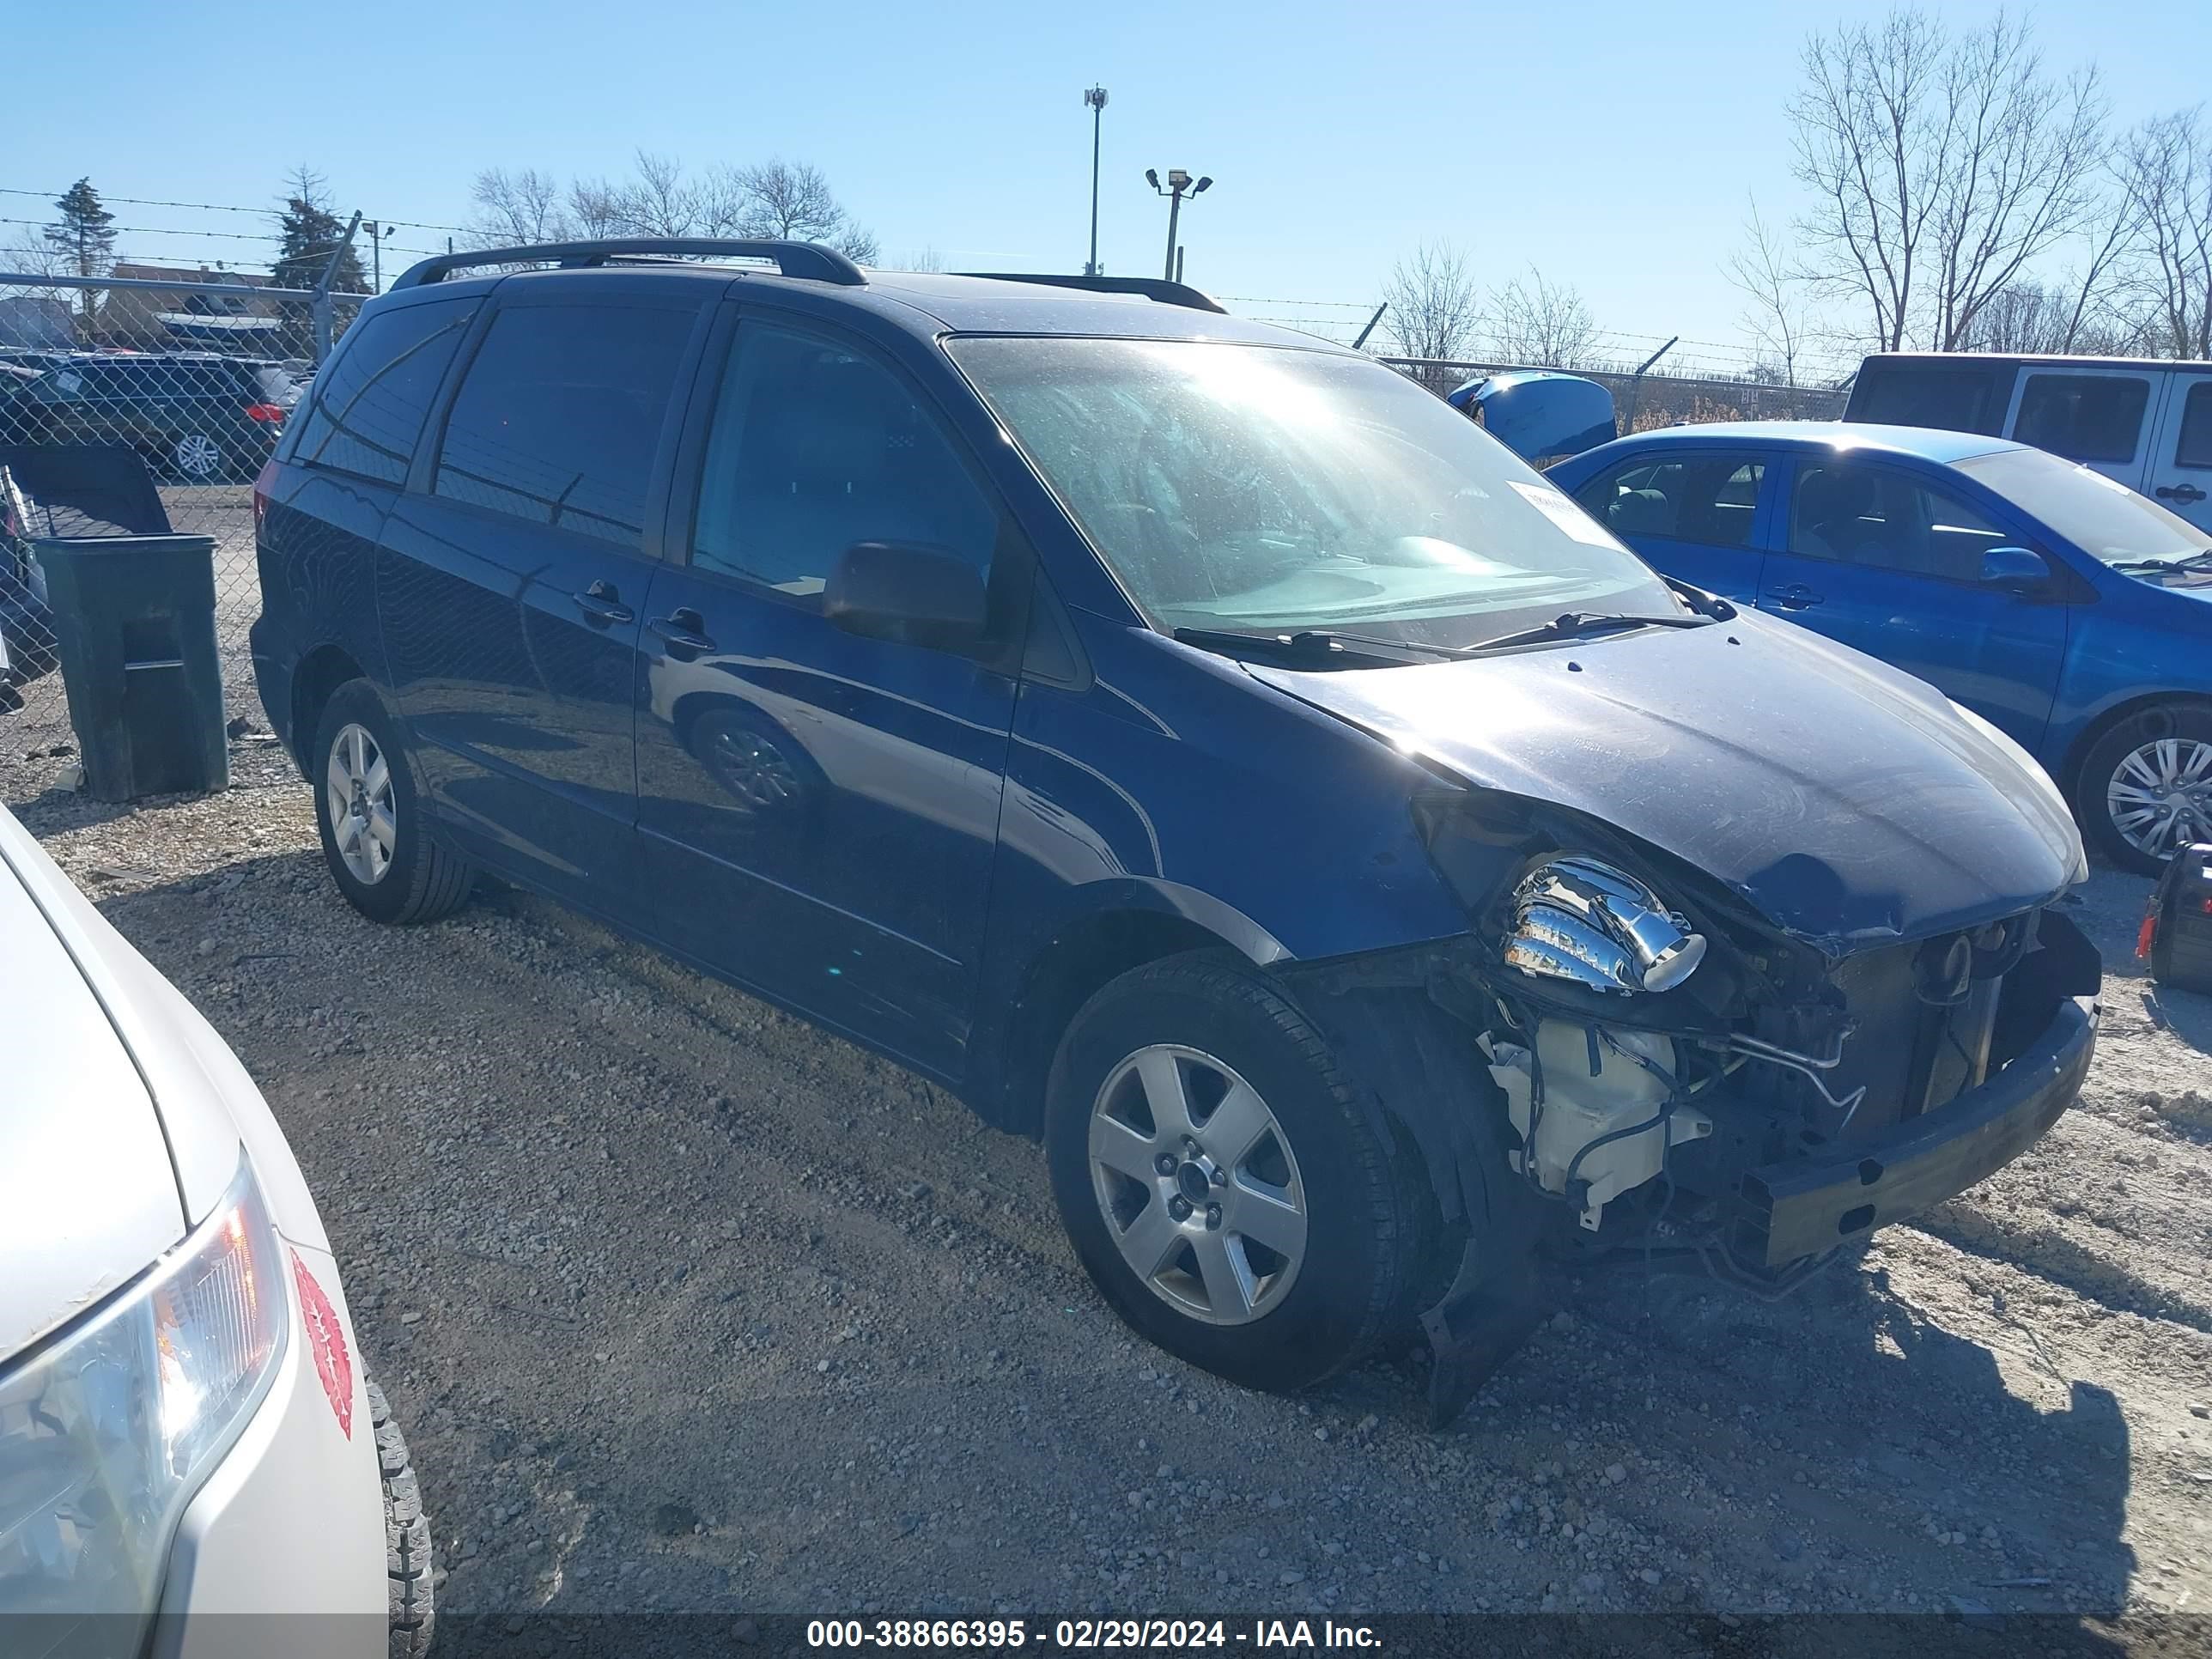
[0,270,366,783]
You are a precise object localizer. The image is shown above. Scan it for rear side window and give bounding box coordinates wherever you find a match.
[2012,374,2149,465]
[1850,364,2004,434]
[292,299,476,485]
[1571,453,1765,549]
[433,303,696,549]
[2174,381,2212,471]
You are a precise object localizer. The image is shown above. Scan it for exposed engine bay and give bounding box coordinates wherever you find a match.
[1291,805,2101,1422]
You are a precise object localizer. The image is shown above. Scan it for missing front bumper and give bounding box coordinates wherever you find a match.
[1741,996,2097,1267]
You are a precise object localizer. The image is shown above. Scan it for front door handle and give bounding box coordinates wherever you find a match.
[1767,582,1824,611]
[2155,483,2207,504]
[571,580,634,626]
[648,608,718,657]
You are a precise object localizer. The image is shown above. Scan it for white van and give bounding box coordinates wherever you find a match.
[1845,352,2212,533]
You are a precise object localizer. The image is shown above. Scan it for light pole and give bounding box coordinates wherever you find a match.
[1083,87,1109,276]
[1145,168,1212,283]
[361,220,390,292]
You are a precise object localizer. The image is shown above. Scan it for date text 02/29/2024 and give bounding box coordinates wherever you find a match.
[805,1619,1383,1650]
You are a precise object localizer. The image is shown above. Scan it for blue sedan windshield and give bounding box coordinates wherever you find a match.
[947,337,1680,646]
[1956,446,2207,568]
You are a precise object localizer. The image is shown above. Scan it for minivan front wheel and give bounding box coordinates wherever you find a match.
[311,680,475,924]
[1045,953,1423,1391]
[2078,703,2212,872]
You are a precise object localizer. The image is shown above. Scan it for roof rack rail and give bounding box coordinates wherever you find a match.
[953,272,1227,314]
[390,238,867,291]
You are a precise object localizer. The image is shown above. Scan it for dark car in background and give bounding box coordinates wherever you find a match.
[0,352,297,483]
[1551,422,2212,872]
[249,240,2099,1419]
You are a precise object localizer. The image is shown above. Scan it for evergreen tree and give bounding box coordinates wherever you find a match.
[43,178,116,343]
[270,168,367,294]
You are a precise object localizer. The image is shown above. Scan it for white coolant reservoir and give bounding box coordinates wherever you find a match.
[1486,1022,1712,1231]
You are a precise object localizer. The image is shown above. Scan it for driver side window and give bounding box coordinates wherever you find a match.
[690,324,998,601]
[1787,462,2003,582]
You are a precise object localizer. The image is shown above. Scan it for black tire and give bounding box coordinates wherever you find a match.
[311,680,475,924]
[368,1379,435,1659]
[2075,703,2212,874]
[1044,951,1424,1392]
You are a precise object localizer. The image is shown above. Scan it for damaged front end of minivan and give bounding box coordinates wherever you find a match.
[1287,787,2100,1426]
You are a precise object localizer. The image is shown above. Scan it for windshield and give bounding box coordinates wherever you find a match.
[1955,446,2207,568]
[946,337,1680,647]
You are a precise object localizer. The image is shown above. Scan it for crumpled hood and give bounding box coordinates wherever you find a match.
[1250,610,2085,955]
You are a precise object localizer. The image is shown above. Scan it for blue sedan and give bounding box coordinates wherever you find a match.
[1550,422,2212,872]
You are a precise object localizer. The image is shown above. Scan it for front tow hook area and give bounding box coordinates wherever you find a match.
[1420,1242,1549,1430]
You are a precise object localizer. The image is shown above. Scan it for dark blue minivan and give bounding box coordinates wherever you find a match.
[251,241,2100,1419]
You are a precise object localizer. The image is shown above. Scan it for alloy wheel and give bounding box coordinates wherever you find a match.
[2108,737,2212,861]
[326,722,397,885]
[1086,1044,1308,1327]
[172,433,222,479]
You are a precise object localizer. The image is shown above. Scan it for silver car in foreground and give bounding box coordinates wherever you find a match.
[0,805,431,1657]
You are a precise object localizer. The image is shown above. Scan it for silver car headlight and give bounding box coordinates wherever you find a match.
[0,1151,287,1640]
[1504,855,1707,994]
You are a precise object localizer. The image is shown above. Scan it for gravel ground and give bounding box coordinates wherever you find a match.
[8,736,2212,1648]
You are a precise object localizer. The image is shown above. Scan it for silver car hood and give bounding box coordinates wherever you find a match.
[0,833,185,1364]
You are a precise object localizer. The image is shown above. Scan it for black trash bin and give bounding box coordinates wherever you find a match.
[36,533,228,800]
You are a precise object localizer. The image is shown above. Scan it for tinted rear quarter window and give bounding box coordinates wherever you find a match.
[1850,363,2005,433]
[2174,381,2212,471]
[2013,374,2150,465]
[432,302,696,549]
[291,298,477,485]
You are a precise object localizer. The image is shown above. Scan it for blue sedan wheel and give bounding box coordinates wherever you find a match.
[2080,706,2212,872]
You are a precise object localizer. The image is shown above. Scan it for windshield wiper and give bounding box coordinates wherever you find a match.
[1170,626,1480,663]
[2110,549,2212,574]
[1461,610,1711,653]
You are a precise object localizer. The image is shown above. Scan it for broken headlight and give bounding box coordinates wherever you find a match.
[1503,856,1707,994]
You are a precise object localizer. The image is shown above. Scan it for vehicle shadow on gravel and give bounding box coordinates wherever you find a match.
[1564,1259,2137,1622]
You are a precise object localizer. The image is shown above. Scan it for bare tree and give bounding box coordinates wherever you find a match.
[614,151,702,237]
[1924,13,2106,349]
[1727,198,1811,385]
[466,167,572,248]
[2117,109,2212,359]
[886,246,947,273]
[729,159,878,261]
[1380,242,1480,360]
[567,179,629,240]
[456,152,878,261]
[1785,7,2106,352]
[1486,269,1599,368]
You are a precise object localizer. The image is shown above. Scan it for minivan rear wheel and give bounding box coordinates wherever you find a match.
[1044,952,1423,1391]
[311,680,475,924]
[2076,703,2212,873]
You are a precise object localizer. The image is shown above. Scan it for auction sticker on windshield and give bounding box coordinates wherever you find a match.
[1509,478,1620,547]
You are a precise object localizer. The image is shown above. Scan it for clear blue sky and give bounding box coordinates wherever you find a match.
[8,0,2209,371]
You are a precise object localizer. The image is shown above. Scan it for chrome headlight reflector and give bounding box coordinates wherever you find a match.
[0,1152,286,1638]
[1504,855,1707,994]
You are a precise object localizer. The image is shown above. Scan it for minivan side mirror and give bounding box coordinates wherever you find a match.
[824,541,989,651]
[1979,545,2055,597]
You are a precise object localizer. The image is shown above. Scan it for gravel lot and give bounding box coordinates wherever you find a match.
[7,733,2212,1650]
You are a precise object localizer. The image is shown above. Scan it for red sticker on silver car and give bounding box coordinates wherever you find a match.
[291,1249,355,1439]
